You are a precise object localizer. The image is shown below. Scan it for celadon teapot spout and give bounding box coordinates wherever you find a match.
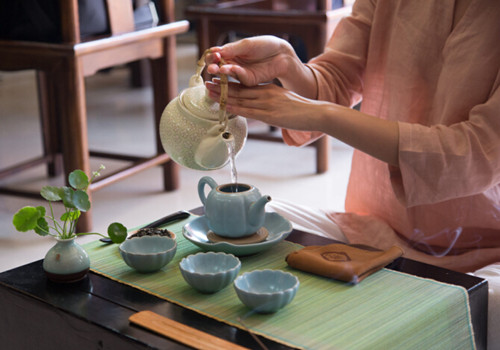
[159,51,247,170]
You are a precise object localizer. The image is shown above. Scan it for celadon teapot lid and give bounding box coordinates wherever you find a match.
[180,83,222,122]
[183,52,231,128]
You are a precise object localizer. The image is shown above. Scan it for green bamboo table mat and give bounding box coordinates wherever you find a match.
[84,216,475,350]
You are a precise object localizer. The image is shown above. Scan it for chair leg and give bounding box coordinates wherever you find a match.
[36,71,63,177]
[151,36,180,191]
[314,136,330,174]
[56,57,93,233]
[128,59,151,88]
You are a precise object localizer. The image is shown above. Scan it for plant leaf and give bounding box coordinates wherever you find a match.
[60,187,76,209]
[72,190,91,212]
[40,186,63,201]
[12,206,41,232]
[35,218,50,236]
[35,206,46,217]
[107,222,127,243]
[60,210,81,221]
[69,170,89,190]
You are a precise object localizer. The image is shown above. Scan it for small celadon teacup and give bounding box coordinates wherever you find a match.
[179,252,241,293]
[119,236,177,273]
[234,269,300,313]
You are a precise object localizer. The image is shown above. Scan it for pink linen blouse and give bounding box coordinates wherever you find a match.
[283,0,500,272]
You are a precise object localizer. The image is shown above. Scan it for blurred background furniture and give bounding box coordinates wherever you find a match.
[0,0,189,231]
[186,0,352,174]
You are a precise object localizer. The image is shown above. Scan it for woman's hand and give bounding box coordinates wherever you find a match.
[206,36,298,87]
[205,80,324,131]
[206,35,318,98]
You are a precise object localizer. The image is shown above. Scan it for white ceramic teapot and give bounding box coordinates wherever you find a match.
[159,51,247,170]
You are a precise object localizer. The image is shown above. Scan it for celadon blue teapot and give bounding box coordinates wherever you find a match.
[198,176,271,238]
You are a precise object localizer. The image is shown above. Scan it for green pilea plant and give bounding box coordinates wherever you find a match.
[12,165,127,243]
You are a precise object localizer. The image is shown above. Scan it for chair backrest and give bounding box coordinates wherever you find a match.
[58,0,175,45]
[213,0,340,11]
[272,0,336,11]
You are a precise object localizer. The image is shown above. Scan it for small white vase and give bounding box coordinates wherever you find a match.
[43,237,90,283]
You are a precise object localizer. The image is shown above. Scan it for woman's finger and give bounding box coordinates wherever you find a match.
[205,50,221,64]
[206,80,269,100]
[206,63,220,75]
[217,64,259,86]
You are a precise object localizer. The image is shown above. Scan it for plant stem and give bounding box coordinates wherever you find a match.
[63,207,71,237]
[88,165,104,190]
[69,209,77,236]
[76,232,106,238]
[41,222,59,238]
[48,201,63,236]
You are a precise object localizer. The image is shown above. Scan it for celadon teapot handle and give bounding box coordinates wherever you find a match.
[198,176,219,206]
[191,49,229,130]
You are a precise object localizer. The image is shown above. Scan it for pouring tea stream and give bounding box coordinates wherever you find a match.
[159,50,247,171]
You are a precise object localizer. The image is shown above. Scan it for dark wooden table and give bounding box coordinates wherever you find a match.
[0,228,488,350]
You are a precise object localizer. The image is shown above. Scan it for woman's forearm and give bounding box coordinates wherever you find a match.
[316,103,400,166]
[275,53,398,164]
[277,54,318,100]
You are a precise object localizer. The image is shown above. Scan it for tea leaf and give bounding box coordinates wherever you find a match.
[40,186,63,201]
[69,170,89,190]
[12,206,41,232]
[107,222,127,243]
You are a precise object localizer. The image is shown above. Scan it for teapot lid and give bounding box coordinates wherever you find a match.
[180,85,221,121]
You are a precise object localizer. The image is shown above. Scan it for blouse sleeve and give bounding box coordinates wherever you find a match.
[397,75,500,206]
[282,0,373,146]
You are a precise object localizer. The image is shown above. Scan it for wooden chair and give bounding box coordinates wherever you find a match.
[0,0,189,231]
[186,0,352,174]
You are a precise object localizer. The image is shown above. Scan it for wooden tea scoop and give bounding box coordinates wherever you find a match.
[129,310,249,350]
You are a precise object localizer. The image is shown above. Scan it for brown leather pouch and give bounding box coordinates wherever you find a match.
[286,244,404,284]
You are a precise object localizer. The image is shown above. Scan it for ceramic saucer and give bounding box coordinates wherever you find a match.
[182,212,292,256]
[207,227,268,245]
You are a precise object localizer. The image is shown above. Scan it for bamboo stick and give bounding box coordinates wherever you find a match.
[129,310,249,350]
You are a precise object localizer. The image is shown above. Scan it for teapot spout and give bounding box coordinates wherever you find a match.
[194,125,232,170]
[222,131,234,142]
[249,195,272,226]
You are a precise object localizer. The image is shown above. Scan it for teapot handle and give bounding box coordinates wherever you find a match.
[198,176,219,206]
[190,50,229,132]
